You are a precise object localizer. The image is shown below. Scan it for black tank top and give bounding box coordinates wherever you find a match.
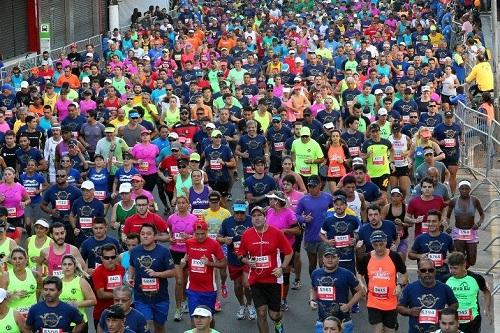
[386,203,408,239]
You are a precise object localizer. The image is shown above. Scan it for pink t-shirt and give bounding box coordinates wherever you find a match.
[167,213,197,253]
[55,99,72,120]
[266,207,297,246]
[285,190,305,212]
[0,183,28,218]
[0,122,11,133]
[79,99,97,116]
[131,143,159,175]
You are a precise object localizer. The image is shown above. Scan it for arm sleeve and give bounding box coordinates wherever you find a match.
[356,254,370,275]
[390,250,407,274]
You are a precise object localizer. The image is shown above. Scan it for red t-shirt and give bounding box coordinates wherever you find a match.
[185,237,224,292]
[407,195,446,237]
[91,264,125,319]
[237,225,293,285]
[158,155,188,192]
[123,212,168,235]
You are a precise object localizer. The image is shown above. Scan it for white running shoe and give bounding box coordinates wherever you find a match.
[247,305,257,320]
[237,305,246,320]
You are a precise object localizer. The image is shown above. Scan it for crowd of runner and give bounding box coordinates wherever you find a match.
[0,0,496,332]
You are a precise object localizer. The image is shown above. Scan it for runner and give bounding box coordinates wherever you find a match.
[433,308,463,333]
[291,127,325,181]
[110,183,136,245]
[237,206,293,333]
[0,288,24,333]
[25,218,52,272]
[446,180,484,267]
[122,195,168,241]
[358,205,398,253]
[244,157,277,210]
[388,122,411,196]
[381,188,409,261]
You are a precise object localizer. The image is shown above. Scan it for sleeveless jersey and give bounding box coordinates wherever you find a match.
[27,236,51,270]
[47,244,71,277]
[366,250,398,310]
[347,191,362,220]
[7,268,37,317]
[389,134,409,168]
[0,309,20,333]
[60,276,87,321]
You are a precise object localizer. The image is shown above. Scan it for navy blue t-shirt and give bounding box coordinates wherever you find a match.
[244,174,277,209]
[129,244,175,304]
[71,197,105,233]
[238,134,266,170]
[433,123,461,160]
[219,215,253,266]
[266,126,293,156]
[15,147,43,171]
[419,113,443,129]
[399,280,457,333]
[356,181,381,203]
[26,300,84,332]
[358,220,397,252]
[99,307,148,333]
[203,144,233,181]
[80,235,121,269]
[411,232,454,277]
[42,184,82,221]
[114,166,140,186]
[311,267,359,322]
[316,110,341,125]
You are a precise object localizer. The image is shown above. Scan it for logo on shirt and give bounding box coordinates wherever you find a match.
[55,191,70,200]
[138,255,155,269]
[372,267,390,280]
[40,313,63,327]
[333,220,349,234]
[79,205,95,217]
[418,293,439,308]
[426,240,444,253]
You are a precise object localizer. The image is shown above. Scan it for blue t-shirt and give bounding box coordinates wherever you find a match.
[433,123,461,160]
[266,126,293,157]
[87,167,110,196]
[244,175,277,209]
[129,244,175,304]
[219,216,253,266]
[99,307,148,333]
[42,184,82,221]
[358,220,397,252]
[296,193,334,243]
[215,121,237,139]
[419,113,443,129]
[203,144,233,181]
[61,115,86,132]
[238,134,266,169]
[67,168,82,186]
[15,147,43,172]
[399,280,457,333]
[411,232,454,277]
[356,181,381,203]
[19,172,46,204]
[70,197,105,232]
[114,166,140,186]
[152,137,170,153]
[311,267,359,322]
[80,235,121,269]
[26,300,84,332]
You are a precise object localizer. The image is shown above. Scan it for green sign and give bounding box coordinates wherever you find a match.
[40,23,50,39]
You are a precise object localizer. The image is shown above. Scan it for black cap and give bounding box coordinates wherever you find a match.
[370,230,388,243]
[253,157,266,166]
[266,83,274,90]
[208,191,221,201]
[369,123,380,132]
[444,111,453,118]
[106,304,125,320]
[333,195,347,203]
[307,175,321,187]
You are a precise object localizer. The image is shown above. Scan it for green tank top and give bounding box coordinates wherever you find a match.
[112,77,127,94]
[0,309,20,333]
[379,122,391,139]
[60,276,87,322]
[7,268,37,312]
[175,173,193,198]
[0,239,12,270]
[446,275,481,322]
[365,139,391,178]
[117,202,136,240]
[253,111,271,132]
[27,236,51,270]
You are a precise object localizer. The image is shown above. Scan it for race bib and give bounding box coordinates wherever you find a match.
[80,217,93,229]
[139,161,149,172]
[402,115,409,123]
[191,259,207,273]
[94,191,106,200]
[427,253,443,267]
[55,199,70,210]
[170,165,179,175]
[141,278,159,291]
[274,142,285,151]
[457,228,473,241]
[52,270,63,278]
[330,166,341,177]
[17,306,30,320]
[348,146,360,156]
[244,166,255,174]
[107,275,122,289]
[373,286,388,299]
[174,233,186,244]
[421,222,429,233]
[72,131,79,138]
[208,233,218,240]
[7,207,16,218]
[42,329,63,333]
[444,138,456,148]
[174,54,182,61]
[372,156,384,165]
[334,235,351,247]
[317,286,336,301]
[300,166,311,175]
[394,152,404,161]
[210,160,222,170]
[233,241,241,250]
[192,208,204,216]
[254,255,271,269]
[457,308,473,323]
[26,187,38,197]
[419,308,439,324]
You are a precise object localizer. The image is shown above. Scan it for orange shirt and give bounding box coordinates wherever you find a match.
[56,74,81,89]
[218,38,236,51]
[29,104,44,116]
[366,250,398,311]
[327,145,347,178]
[186,37,201,51]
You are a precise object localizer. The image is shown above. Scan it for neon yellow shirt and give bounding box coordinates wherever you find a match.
[291,138,324,176]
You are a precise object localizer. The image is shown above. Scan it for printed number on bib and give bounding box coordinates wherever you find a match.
[210,160,222,170]
[141,278,159,291]
[372,156,384,165]
[233,241,241,250]
[329,166,341,177]
[457,229,473,241]
[94,191,106,200]
[427,253,443,267]
[174,233,186,244]
[348,147,360,156]
[300,166,311,175]
[334,235,351,247]
[317,286,336,301]
[191,259,207,273]
[457,308,473,323]
[419,308,439,324]
[7,207,16,218]
[52,270,63,278]
[107,275,122,289]
[26,187,38,197]
[421,222,429,233]
[139,161,149,172]
[80,217,93,229]
[42,329,63,333]
[55,200,70,210]
[373,286,388,299]
[208,233,218,240]
[274,142,284,151]
[254,255,271,269]
[444,138,456,148]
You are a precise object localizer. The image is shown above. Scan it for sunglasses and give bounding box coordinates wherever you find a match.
[179,165,188,169]
[419,268,435,273]
[181,112,189,116]
[428,105,436,107]
[56,175,66,178]
[272,120,281,123]
[410,116,418,118]
[301,135,309,138]
[102,255,117,260]
[213,135,222,138]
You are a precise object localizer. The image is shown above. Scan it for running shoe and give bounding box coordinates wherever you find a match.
[214,300,222,312]
[290,280,302,290]
[221,284,228,298]
[274,321,285,333]
[174,308,182,321]
[236,305,246,320]
[280,300,289,312]
[181,301,188,313]
[247,305,257,320]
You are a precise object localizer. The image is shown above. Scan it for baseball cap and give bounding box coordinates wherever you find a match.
[377,108,388,116]
[168,132,179,139]
[190,152,201,162]
[211,129,223,138]
[104,78,112,84]
[323,122,334,130]
[272,115,282,122]
[34,219,50,229]
[250,206,265,215]
[307,175,321,187]
[266,83,274,90]
[20,81,29,88]
[390,188,403,196]
[104,127,115,133]
[303,108,312,116]
[131,174,143,182]
[323,246,338,256]
[299,127,311,137]
[119,183,132,193]
[233,200,247,212]
[421,35,429,41]
[129,112,140,119]
[192,305,212,317]
[68,139,78,147]
[421,85,430,92]
[81,180,95,190]
[444,111,453,118]
[140,129,151,135]
[293,76,302,81]
[333,195,347,203]
[391,122,401,131]
[41,60,49,66]
[171,142,182,151]
[352,157,364,166]
[369,123,380,132]
[206,122,216,129]
[209,192,221,202]
[266,190,287,202]
[424,147,434,156]
[374,89,384,95]
[430,25,437,31]
[0,288,7,303]
[370,230,388,243]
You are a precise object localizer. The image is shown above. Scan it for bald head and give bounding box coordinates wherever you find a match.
[427,167,439,182]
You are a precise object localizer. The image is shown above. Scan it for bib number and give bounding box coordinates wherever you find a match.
[329,166,341,177]
[373,286,388,299]
[80,217,93,229]
[457,308,473,323]
[174,233,186,244]
[191,259,207,273]
[7,207,16,218]
[141,278,159,291]
[457,228,473,241]
[233,241,241,250]
[210,160,222,170]
[444,138,456,148]
[334,235,351,247]
[300,166,311,175]
[42,329,63,333]
[349,146,360,156]
[372,156,384,165]
[419,308,439,324]
[274,142,284,151]
[55,199,70,210]
[27,187,38,197]
[52,270,63,278]
[107,275,122,289]
[254,255,271,269]
[139,161,149,172]
[427,253,443,267]
[94,191,106,200]
[317,286,336,301]
[421,222,429,233]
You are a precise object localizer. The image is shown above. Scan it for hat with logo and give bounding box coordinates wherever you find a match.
[370,230,388,243]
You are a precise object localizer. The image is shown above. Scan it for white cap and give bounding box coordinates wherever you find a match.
[81,180,95,190]
[352,157,364,166]
[119,182,132,193]
[104,78,112,84]
[323,122,335,129]
[293,76,302,82]
[168,132,179,139]
[458,180,471,188]
[142,55,150,60]
[192,306,212,317]
[0,288,6,303]
[34,219,50,229]
[422,85,430,92]
[378,108,388,115]
[294,57,303,63]
[374,89,384,95]
[82,77,90,83]
[166,24,173,28]
[20,81,29,88]
[289,50,296,54]
[86,52,93,57]
[41,60,49,66]
[390,188,403,196]
[205,122,216,129]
